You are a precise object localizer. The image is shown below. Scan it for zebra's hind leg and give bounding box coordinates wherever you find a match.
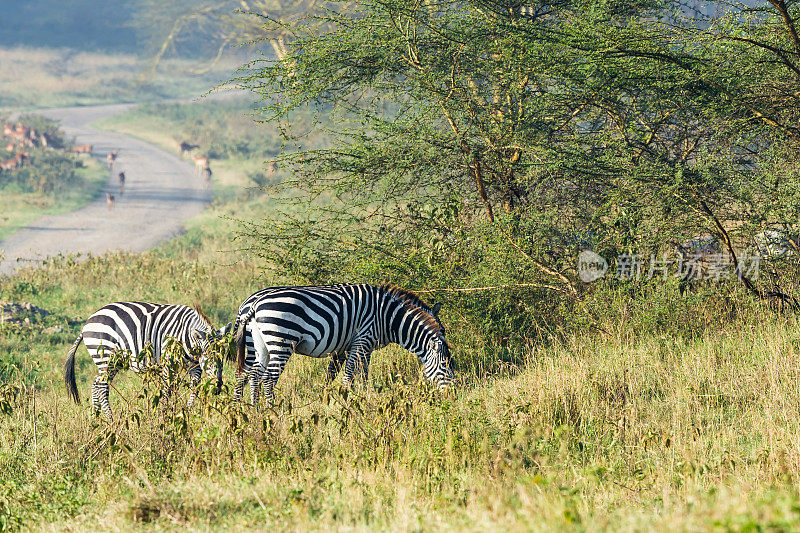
[91,368,117,421]
[261,344,293,404]
[249,362,264,407]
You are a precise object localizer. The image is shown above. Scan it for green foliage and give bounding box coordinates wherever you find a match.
[0,361,20,416]
[236,0,800,351]
[0,150,86,196]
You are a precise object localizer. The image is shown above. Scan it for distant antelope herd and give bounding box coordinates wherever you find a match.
[0,121,49,174]
[1,125,215,216]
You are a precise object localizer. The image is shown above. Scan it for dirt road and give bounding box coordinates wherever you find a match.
[0,103,210,276]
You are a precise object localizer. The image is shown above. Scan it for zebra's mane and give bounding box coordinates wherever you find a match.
[192,303,214,329]
[379,283,444,336]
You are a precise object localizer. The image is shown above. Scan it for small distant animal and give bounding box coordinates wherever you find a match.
[192,155,209,170]
[106,149,119,170]
[180,141,200,156]
[202,166,212,189]
[70,144,93,154]
[193,156,210,175]
[106,192,115,211]
[118,172,126,196]
[266,161,278,174]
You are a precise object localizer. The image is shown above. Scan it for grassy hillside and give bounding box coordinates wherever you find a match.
[2,100,800,530]
[0,47,240,110]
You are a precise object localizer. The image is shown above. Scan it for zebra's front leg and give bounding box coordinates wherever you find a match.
[342,343,372,388]
[187,364,202,408]
[160,363,175,406]
[326,350,347,383]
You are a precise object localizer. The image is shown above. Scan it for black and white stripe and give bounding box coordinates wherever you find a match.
[232,284,454,405]
[64,302,224,420]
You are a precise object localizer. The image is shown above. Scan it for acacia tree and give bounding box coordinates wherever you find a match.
[232,0,800,344]
[130,0,337,72]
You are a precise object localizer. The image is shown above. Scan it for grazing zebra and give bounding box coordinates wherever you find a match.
[64,302,229,420]
[232,283,453,405]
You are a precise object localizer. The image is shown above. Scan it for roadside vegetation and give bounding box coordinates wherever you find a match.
[0,115,106,241]
[95,97,330,200]
[2,242,800,529]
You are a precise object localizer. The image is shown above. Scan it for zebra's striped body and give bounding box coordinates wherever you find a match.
[233,284,453,404]
[64,302,224,420]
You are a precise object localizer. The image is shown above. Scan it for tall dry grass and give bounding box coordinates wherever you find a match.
[1,275,799,530]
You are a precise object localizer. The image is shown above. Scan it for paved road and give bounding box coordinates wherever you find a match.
[0,103,210,276]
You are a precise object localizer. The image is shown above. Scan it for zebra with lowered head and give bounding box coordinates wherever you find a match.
[232,283,454,405]
[64,302,229,420]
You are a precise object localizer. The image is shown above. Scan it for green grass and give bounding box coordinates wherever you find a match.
[0,156,107,241]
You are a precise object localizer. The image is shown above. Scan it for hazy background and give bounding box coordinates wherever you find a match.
[0,1,138,52]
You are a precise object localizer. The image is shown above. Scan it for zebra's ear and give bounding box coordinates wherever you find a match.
[220,322,232,336]
[431,302,442,317]
[191,328,205,343]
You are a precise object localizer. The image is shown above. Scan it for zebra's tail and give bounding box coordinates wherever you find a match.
[64,332,83,404]
[236,307,257,374]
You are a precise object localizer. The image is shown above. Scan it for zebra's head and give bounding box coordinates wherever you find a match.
[191,327,224,394]
[379,285,455,389]
[421,332,454,389]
